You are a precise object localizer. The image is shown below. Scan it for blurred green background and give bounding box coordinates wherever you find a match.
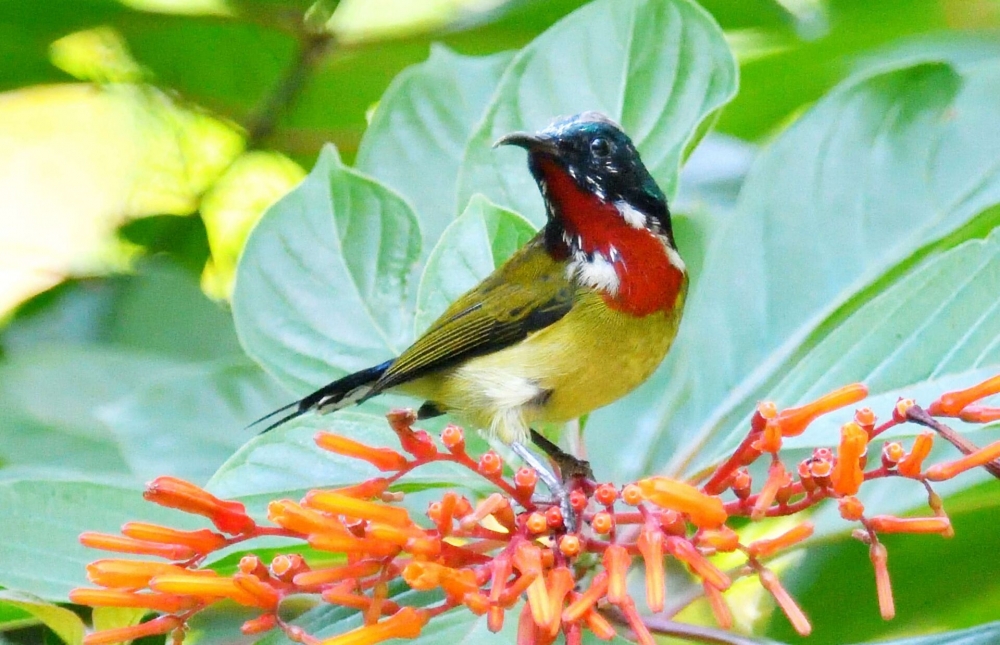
[3,1,1000,644]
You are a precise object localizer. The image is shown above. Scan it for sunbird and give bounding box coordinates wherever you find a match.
[253,112,687,513]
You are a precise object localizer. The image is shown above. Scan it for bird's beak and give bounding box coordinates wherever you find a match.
[493,131,559,155]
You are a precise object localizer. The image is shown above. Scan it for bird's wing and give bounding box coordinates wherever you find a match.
[370,234,574,393]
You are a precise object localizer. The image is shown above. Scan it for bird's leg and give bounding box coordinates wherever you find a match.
[529,429,593,480]
[510,441,575,531]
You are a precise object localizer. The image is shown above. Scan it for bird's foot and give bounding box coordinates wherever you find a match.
[512,432,595,532]
[529,429,594,480]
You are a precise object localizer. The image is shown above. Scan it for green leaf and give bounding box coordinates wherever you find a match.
[585,60,1000,485]
[356,46,515,248]
[414,195,537,335]
[0,345,187,481]
[0,591,84,645]
[91,606,147,635]
[770,492,1000,644]
[96,361,288,484]
[0,480,202,601]
[232,146,422,393]
[206,412,490,512]
[457,0,738,224]
[868,622,1000,645]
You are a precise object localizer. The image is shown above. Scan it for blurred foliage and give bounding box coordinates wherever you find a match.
[1,0,1000,644]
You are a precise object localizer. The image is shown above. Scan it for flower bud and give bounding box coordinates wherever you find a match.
[591,512,613,535]
[776,384,868,437]
[478,451,503,477]
[637,525,665,612]
[838,496,865,522]
[83,615,183,645]
[831,422,867,495]
[440,425,465,453]
[514,468,538,498]
[747,523,814,559]
[868,515,951,535]
[751,462,791,521]
[897,432,933,478]
[545,506,564,530]
[925,438,1000,481]
[558,535,581,558]
[621,484,643,506]
[79,533,196,561]
[759,568,811,635]
[526,512,548,534]
[143,477,254,535]
[870,542,894,620]
[303,490,412,528]
[594,484,618,506]
[637,477,727,528]
[929,375,1000,416]
[314,432,409,472]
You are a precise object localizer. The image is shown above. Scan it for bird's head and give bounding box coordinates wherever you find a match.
[494,112,673,245]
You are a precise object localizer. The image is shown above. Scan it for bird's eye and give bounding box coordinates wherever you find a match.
[590,137,611,158]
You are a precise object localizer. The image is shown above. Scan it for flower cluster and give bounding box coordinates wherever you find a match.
[70,377,1000,645]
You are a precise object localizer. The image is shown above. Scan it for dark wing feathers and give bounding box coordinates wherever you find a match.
[368,235,574,394]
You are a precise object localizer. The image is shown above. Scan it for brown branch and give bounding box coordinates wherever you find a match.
[605,608,777,645]
[244,30,334,148]
[906,404,1000,480]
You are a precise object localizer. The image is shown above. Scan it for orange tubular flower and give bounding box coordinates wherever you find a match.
[925,438,1000,481]
[149,574,261,607]
[144,477,254,535]
[513,542,551,629]
[698,526,740,553]
[602,544,631,604]
[308,532,400,558]
[636,525,666,612]
[958,405,1000,423]
[294,562,383,589]
[666,537,731,591]
[79,533,196,561]
[459,492,507,530]
[870,543,894,620]
[830,422,868,495]
[86,559,213,589]
[319,607,429,645]
[269,499,347,535]
[897,432,934,478]
[241,614,278,635]
[930,375,1000,416]
[868,515,952,535]
[233,572,281,609]
[616,596,654,645]
[563,572,609,622]
[751,462,792,521]
[332,478,391,499]
[83,615,182,645]
[637,477,727,528]
[776,384,869,437]
[704,582,733,630]
[121,523,228,553]
[402,562,478,598]
[759,568,811,636]
[545,567,575,634]
[303,490,412,528]
[314,432,409,471]
[68,588,196,613]
[746,522,815,559]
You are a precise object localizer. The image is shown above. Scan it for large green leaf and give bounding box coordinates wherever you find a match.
[0,480,203,601]
[0,591,84,645]
[232,146,422,393]
[355,46,515,247]
[584,60,1000,485]
[206,412,491,513]
[96,361,287,484]
[414,195,536,335]
[771,490,1000,644]
[457,0,738,225]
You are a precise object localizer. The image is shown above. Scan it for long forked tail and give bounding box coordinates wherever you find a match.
[248,360,393,433]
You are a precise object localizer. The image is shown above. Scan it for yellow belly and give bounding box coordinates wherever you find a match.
[400,287,685,444]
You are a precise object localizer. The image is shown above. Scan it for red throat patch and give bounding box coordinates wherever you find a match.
[537,158,685,317]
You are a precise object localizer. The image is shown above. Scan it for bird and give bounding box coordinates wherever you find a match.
[252,112,688,516]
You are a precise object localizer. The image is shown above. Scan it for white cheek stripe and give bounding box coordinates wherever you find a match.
[567,250,621,295]
[614,200,647,229]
